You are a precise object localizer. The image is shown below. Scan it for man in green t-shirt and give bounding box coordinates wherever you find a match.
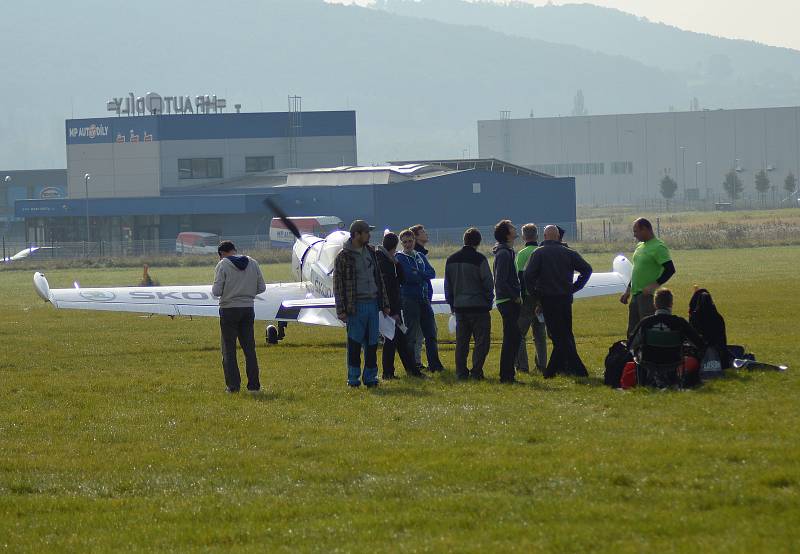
[515,223,547,373]
[620,217,676,337]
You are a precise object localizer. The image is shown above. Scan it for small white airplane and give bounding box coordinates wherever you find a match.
[33,223,632,345]
[4,246,51,263]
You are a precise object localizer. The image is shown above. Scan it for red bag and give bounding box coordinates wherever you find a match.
[620,361,638,389]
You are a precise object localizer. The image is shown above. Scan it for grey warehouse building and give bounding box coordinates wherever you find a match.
[479,106,800,206]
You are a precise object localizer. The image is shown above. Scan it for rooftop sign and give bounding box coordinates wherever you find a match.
[107,92,227,116]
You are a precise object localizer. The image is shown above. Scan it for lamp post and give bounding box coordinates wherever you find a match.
[695,161,702,202]
[679,146,687,202]
[3,175,9,261]
[84,173,91,256]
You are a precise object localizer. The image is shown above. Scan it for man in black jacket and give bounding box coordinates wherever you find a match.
[444,227,495,380]
[524,225,593,378]
[492,220,521,383]
[376,232,424,379]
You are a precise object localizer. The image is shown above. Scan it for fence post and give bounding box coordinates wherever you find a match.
[2,236,5,261]
[579,222,583,242]
[603,220,607,243]
[656,217,660,236]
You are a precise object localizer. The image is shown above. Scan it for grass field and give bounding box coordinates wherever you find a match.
[1,246,799,552]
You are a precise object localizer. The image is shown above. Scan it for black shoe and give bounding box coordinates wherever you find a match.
[456,373,470,381]
[348,383,361,388]
[500,377,519,384]
[428,366,445,373]
[407,370,428,379]
[517,367,530,373]
[470,371,485,381]
[382,373,398,380]
[225,387,240,393]
[416,363,427,371]
[365,382,379,388]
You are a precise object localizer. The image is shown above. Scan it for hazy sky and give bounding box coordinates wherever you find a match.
[330,0,800,51]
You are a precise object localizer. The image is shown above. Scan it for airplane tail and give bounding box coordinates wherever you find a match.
[613,255,632,283]
[33,272,52,302]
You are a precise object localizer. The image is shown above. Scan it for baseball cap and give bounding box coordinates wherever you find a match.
[349,219,375,234]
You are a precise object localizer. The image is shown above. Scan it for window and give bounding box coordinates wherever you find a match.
[245,156,275,172]
[178,158,223,179]
[530,162,605,176]
[611,161,634,175]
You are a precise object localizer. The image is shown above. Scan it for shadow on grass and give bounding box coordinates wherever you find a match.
[368,386,433,398]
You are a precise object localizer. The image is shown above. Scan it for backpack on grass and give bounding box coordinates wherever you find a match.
[604,340,633,387]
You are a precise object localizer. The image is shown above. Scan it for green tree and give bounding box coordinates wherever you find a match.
[723,170,744,201]
[785,172,797,195]
[755,169,770,207]
[659,175,678,208]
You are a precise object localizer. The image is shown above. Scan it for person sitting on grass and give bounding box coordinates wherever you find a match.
[629,288,706,388]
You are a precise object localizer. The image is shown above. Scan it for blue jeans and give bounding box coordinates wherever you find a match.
[346,300,380,386]
[401,296,443,370]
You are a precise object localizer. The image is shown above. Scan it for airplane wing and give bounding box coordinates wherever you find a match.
[33,272,312,322]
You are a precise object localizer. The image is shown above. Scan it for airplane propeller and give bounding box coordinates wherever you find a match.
[264,198,303,240]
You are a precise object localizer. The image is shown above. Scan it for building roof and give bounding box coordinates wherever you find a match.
[388,158,553,178]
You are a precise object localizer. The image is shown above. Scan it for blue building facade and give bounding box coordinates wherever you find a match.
[17,168,576,245]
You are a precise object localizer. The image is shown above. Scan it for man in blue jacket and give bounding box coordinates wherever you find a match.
[397,229,444,373]
[492,219,521,383]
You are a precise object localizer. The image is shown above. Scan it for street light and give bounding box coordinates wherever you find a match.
[695,161,703,201]
[3,176,9,261]
[84,173,91,255]
[679,146,687,202]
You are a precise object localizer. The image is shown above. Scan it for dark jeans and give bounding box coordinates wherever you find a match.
[540,295,587,378]
[627,293,655,338]
[219,306,260,391]
[382,321,418,377]
[348,339,378,386]
[402,296,443,370]
[497,301,521,381]
[516,295,548,371]
[454,311,491,379]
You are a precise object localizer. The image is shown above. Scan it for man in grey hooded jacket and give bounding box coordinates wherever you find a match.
[212,240,267,393]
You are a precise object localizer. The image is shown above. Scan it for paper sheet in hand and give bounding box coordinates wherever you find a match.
[379,312,396,340]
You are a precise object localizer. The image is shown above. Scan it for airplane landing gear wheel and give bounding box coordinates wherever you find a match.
[266,324,279,345]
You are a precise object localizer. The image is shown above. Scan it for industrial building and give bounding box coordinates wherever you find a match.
[12,105,578,250]
[478,106,800,206]
[17,160,577,246]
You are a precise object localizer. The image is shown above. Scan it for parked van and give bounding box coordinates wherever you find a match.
[269,216,343,247]
[176,231,220,255]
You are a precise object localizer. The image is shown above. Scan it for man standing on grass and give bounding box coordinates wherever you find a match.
[409,224,435,371]
[444,227,494,380]
[524,225,592,378]
[334,220,391,388]
[492,219,522,383]
[515,223,547,374]
[620,217,675,338]
[212,240,266,393]
[397,229,445,373]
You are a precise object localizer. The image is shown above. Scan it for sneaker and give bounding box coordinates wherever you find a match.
[365,382,379,388]
[428,366,445,373]
[416,363,427,371]
[225,387,240,393]
[348,383,361,388]
[470,371,485,381]
[246,388,262,394]
[382,373,399,380]
[407,371,428,379]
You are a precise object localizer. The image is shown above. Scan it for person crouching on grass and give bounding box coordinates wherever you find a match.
[333,220,391,388]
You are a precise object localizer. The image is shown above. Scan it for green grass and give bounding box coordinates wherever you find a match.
[1,247,799,552]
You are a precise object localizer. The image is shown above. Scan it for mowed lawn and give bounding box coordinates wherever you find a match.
[1,246,798,552]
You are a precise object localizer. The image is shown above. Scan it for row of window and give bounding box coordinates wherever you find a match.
[529,161,635,177]
[177,156,275,180]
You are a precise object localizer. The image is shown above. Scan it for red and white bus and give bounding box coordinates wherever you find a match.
[269,216,343,247]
